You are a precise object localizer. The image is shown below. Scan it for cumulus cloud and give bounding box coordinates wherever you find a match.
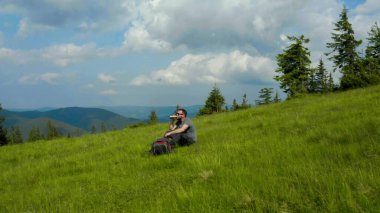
[0,43,100,67]
[352,0,380,41]
[355,0,380,14]
[123,23,172,52]
[0,47,39,64]
[121,0,341,54]
[1,0,378,73]
[1,1,378,63]
[0,0,138,35]
[98,73,116,83]
[130,50,276,86]
[42,43,99,67]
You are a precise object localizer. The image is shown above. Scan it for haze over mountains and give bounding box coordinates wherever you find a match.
[1,105,202,140]
[1,107,140,140]
[101,105,202,121]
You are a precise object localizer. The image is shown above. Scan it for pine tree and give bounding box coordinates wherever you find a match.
[101,122,107,133]
[275,35,311,97]
[326,6,364,89]
[28,126,43,142]
[91,125,97,134]
[149,110,159,124]
[315,58,329,93]
[240,93,250,109]
[8,126,23,145]
[198,84,225,115]
[363,22,380,84]
[308,68,318,93]
[231,99,239,111]
[327,72,335,92]
[366,22,380,61]
[47,120,60,140]
[256,88,273,105]
[0,104,8,146]
[273,91,282,103]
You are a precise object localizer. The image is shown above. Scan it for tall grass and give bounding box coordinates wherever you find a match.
[1,85,379,212]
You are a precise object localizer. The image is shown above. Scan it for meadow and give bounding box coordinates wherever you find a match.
[0,85,379,212]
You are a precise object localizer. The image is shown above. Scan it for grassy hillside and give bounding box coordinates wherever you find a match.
[0,86,379,212]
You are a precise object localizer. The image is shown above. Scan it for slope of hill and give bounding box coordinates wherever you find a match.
[1,107,140,140]
[0,86,379,212]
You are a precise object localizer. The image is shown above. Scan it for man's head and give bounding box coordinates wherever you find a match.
[176,108,187,119]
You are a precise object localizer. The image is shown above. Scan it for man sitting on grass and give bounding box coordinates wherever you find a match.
[165,108,196,146]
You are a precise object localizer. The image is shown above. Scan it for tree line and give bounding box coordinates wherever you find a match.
[0,112,64,146]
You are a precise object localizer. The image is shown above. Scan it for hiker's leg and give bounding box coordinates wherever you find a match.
[178,134,195,146]
[168,133,181,146]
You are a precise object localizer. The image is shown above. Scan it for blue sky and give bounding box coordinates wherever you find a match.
[0,0,378,109]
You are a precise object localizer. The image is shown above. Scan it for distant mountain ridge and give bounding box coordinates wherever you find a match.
[100,105,203,121]
[1,107,140,140]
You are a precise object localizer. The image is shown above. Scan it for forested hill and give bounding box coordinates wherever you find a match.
[1,107,140,139]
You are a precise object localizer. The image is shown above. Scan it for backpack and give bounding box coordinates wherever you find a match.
[150,138,173,155]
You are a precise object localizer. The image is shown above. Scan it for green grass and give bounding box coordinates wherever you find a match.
[1,85,379,212]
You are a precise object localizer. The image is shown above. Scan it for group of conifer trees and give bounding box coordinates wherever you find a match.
[197,85,281,115]
[275,6,380,97]
[199,6,379,115]
[0,105,26,146]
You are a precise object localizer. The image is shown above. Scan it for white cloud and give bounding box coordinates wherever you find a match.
[121,0,337,53]
[130,50,276,86]
[352,1,380,42]
[1,0,377,67]
[98,73,116,83]
[39,72,61,84]
[0,43,101,67]
[123,23,172,52]
[98,89,118,96]
[0,47,39,64]
[18,74,38,85]
[42,43,98,67]
[356,0,380,14]
[16,18,54,38]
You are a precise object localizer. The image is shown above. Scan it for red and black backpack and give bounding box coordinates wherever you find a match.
[150,138,173,155]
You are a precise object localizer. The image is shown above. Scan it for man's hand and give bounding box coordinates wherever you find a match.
[164,132,171,137]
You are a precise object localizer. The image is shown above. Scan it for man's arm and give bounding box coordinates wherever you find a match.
[169,123,177,130]
[165,124,189,137]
